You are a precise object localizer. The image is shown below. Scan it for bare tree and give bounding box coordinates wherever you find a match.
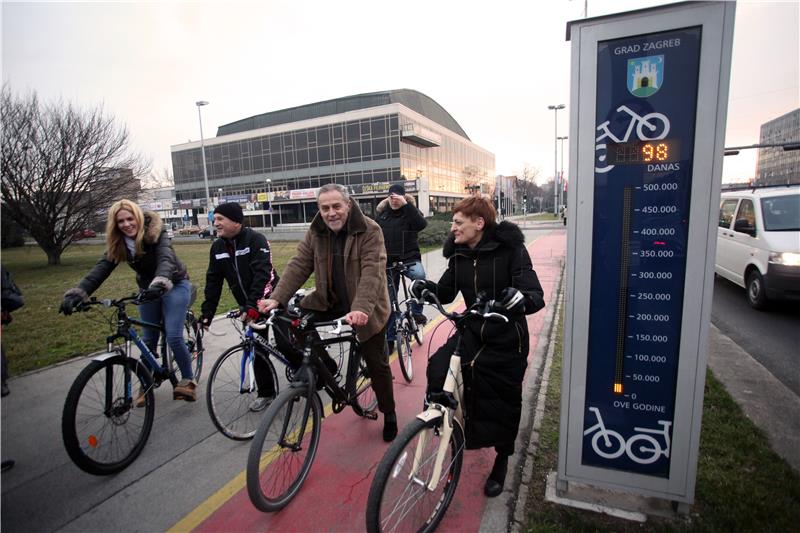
[1,86,149,265]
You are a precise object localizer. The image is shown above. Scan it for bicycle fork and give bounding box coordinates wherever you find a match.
[411,355,461,491]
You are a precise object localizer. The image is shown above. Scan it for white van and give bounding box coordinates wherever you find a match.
[715,184,800,309]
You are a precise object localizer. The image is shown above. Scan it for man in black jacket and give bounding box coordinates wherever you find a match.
[200,202,280,412]
[376,184,428,352]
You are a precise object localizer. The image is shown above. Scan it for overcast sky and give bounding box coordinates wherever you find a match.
[3,0,798,185]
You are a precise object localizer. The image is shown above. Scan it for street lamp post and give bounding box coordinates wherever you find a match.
[196,100,211,225]
[548,104,565,215]
[266,178,274,231]
[557,135,568,212]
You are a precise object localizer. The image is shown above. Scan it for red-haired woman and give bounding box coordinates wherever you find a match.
[412,195,545,497]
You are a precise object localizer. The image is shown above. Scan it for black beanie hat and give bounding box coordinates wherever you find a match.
[214,202,244,224]
[388,183,406,196]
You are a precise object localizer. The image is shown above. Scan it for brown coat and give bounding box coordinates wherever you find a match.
[270,199,390,341]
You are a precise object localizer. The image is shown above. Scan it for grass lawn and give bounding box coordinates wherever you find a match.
[524,309,800,531]
[1,240,306,374]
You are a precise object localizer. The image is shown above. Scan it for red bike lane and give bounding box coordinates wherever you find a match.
[187,231,565,533]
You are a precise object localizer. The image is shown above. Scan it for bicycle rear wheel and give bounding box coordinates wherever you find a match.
[207,344,278,440]
[62,354,155,475]
[396,317,414,383]
[354,355,378,413]
[185,312,204,383]
[366,416,465,533]
[247,385,322,512]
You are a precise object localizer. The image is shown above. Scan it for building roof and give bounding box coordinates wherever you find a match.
[216,89,470,140]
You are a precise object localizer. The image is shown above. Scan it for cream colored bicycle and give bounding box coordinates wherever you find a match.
[365,290,507,533]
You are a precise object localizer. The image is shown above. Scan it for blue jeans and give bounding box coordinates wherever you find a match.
[138,279,194,380]
[387,261,426,342]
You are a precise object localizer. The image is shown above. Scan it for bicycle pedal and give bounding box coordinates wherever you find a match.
[362,409,378,420]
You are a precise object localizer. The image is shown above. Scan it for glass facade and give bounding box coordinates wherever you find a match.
[755,108,800,186]
[172,104,494,222]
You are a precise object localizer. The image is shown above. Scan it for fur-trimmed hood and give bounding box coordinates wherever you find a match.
[376,194,417,215]
[142,210,165,244]
[443,220,525,258]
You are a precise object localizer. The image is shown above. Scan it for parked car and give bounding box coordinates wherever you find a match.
[178,225,201,235]
[199,227,216,239]
[715,184,800,309]
[72,229,97,240]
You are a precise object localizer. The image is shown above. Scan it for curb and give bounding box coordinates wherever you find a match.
[480,259,564,533]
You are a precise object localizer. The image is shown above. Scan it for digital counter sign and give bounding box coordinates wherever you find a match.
[583,26,701,477]
[606,139,682,165]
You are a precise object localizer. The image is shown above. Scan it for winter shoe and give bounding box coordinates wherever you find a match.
[484,454,508,497]
[383,411,398,442]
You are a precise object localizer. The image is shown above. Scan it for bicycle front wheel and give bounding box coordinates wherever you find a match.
[247,386,322,512]
[185,312,204,383]
[396,317,414,383]
[366,416,465,533]
[62,355,155,475]
[207,344,278,440]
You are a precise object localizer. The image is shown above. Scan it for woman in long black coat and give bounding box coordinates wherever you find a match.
[418,195,545,497]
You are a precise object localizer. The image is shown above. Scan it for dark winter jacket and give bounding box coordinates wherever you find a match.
[429,221,545,449]
[75,211,188,297]
[375,194,427,264]
[201,227,279,319]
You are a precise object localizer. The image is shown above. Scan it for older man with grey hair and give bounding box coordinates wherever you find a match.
[259,183,398,441]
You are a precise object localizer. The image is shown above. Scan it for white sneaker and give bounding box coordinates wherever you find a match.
[249,397,273,412]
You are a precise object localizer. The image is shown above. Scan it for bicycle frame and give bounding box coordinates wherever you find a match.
[95,300,172,401]
[225,310,297,394]
[277,311,371,416]
[386,263,416,319]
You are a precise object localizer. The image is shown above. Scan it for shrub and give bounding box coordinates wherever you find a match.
[419,219,451,247]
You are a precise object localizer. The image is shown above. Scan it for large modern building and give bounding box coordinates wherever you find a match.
[754,108,799,186]
[170,89,495,225]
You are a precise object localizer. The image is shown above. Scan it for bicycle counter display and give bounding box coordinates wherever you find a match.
[583,26,701,477]
[559,3,735,508]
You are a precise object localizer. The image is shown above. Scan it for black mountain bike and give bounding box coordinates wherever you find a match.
[387,262,425,383]
[246,309,377,512]
[61,290,203,475]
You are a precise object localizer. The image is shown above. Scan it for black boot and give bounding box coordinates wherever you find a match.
[383,411,398,442]
[483,454,508,497]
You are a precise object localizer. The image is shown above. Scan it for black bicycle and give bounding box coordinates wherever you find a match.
[387,262,425,383]
[246,308,377,512]
[60,289,203,475]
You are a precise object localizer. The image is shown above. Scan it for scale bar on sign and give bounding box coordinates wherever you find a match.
[614,186,634,395]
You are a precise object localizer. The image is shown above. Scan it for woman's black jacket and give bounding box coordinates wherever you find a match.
[77,211,188,296]
[428,220,545,450]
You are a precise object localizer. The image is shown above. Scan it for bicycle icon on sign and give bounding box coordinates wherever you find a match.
[595,105,671,173]
[583,406,672,465]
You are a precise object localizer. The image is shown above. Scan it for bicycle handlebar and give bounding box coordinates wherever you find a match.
[419,289,509,324]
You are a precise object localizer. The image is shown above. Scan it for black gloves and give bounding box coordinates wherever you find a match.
[59,288,87,315]
[200,315,213,330]
[138,287,164,302]
[491,287,525,316]
[410,279,437,302]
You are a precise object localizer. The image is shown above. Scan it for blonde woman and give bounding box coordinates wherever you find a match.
[60,199,197,401]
